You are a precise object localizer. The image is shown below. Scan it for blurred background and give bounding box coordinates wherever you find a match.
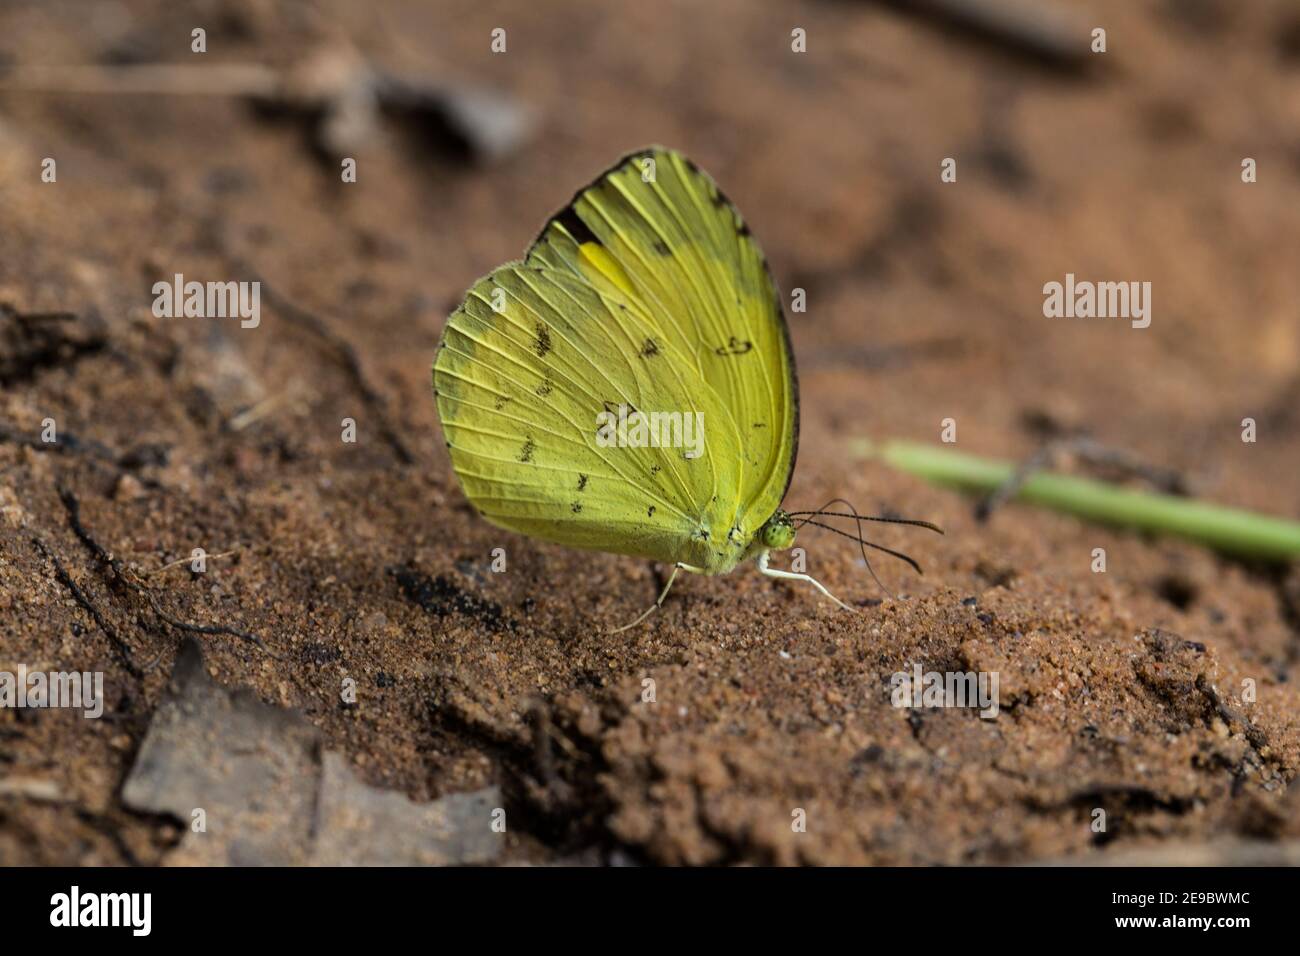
[2,0,1299,866]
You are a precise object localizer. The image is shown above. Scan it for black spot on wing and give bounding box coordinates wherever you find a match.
[652,240,670,256]
[640,338,660,358]
[647,505,656,517]
[554,206,600,246]
[715,337,753,356]
[603,399,639,416]
[534,323,552,358]
[571,501,582,513]
[518,437,535,463]
[701,177,751,236]
[577,473,588,491]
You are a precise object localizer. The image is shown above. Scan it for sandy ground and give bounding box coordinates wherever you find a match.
[1,0,1299,865]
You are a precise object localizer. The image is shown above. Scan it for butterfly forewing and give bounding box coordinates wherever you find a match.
[527,149,797,532]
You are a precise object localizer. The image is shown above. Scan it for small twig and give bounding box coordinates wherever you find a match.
[56,486,276,657]
[975,442,1056,522]
[976,436,1190,522]
[143,548,241,576]
[227,390,299,432]
[31,536,142,679]
[1060,437,1191,495]
[59,486,117,568]
[862,440,1300,562]
[144,601,274,657]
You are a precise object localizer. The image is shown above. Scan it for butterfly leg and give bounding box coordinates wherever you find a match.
[608,562,704,634]
[755,550,855,612]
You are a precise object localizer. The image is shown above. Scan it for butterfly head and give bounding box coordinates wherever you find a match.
[759,510,797,551]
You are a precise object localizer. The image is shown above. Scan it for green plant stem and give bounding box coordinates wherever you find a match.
[859,439,1300,562]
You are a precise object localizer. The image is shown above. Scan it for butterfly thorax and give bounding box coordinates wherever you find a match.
[718,508,795,572]
[672,508,794,575]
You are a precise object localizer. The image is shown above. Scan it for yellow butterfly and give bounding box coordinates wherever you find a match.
[433,147,938,630]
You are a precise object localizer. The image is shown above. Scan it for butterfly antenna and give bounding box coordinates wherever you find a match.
[797,520,895,599]
[788,497,848,529]
[788,508,944,536]
[790,497,939,601]
[799,520,924,575]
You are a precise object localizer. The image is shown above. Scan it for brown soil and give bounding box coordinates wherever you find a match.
[2,0,1299,865]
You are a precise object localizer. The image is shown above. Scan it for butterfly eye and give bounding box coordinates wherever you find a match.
[762,520,796,550]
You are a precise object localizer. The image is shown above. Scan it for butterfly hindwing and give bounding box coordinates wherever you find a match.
[434,263,743,569]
